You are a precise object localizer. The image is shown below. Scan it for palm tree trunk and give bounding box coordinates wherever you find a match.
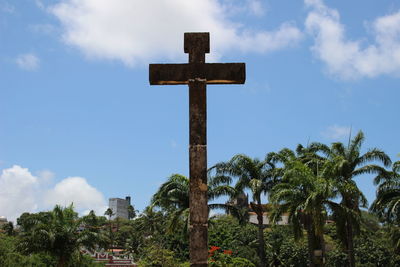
[305,218,316,267]
[319,232,326,267]
[343,196,356,267]
[57,256,67,267]
[255,200,266,267]
[346,222,355,267]
[109,220,114,255]
[312,229,325,267]
[257,218,266,267]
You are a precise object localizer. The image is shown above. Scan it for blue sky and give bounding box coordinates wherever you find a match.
[0,0,399,221]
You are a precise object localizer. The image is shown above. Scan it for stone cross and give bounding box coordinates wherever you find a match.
[149,32,245,267]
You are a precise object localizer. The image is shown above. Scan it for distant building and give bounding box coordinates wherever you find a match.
[226,195,289,226]
[82,250,137,267]
[226,193,249,210]
[109,196,131,220]
[0,216,8,226]
[248,211,289,225]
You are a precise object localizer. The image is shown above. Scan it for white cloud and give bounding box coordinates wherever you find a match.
[0,165,107,222]
[0,166,39,223]
[322,125,351,140]
[218,0,265,17]
[48,0,302,66]
[15,53,40,71]
[44,177,107,215]
[36,169,55,182]
[305,0,400,79]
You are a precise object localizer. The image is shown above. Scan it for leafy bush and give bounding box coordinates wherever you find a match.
[208,247,255,267]
[137,245,185,267]
[264,226,308,267]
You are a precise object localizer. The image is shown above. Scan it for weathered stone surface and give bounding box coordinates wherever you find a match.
[189,80,206,145]
[184,32,210,54]
[148,32,245,267]
[149,63,245,85]
[189,145,208,223]
[189,224,208,266]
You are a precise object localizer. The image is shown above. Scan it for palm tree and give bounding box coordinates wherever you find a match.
[371,160,400,223]
[270,159,339,267]
[371,159,400,254]
[139,206,164,235]
[127,205,137,220]
[152,174,189,209]
[310,131,391,267]
[151,173,236,232]
[267,144,328,176]
[18,204,101,267]
[81,210,108,248]
[104,208,114,220]
[211,154,278,267]
[151,174,190,233]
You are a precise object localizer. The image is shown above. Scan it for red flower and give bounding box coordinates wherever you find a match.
[209,246,220,253]
[223,250,233,255]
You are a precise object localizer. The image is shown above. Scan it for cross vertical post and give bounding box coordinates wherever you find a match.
[186,33,209,267]
[149,32,245,267]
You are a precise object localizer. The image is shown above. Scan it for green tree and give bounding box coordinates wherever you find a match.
[209,249,256,267]
[137,206,165,240]
[208,215,258,264]
[371,160,400,223]
[151,174,190,232]
[128,205,137,220]
[151,173,236,232]
[270,160,339,266]
[17,204,102,267]
[0,233,57,267]
[17,211,52,232]
[137,244,186,267]
[310,131,391,267]
[104,208,114,251]
[1,221,14,236]
[370,160,400,254]
[264,226,309,266]
[81,210,108,249]
[104,208,114,220]
[324,213,398,267]
[211,154,278,267]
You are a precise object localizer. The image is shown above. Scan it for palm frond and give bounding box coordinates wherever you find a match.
[331,142,346,157]
[348,130,364,155]
[356,148,392,167]
[394,161,400,173]
[309,142,331,157]
[352,164,387,177]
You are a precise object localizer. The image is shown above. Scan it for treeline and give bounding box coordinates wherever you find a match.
[1,130,399,267]
[151,131,400,267]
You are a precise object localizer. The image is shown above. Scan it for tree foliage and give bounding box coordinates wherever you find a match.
[2,133,400,267]
[17,205,105,267]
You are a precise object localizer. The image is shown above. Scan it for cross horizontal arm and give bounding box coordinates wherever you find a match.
[149,63,245,85]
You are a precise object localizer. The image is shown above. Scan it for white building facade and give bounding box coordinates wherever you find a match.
[248,212,289,225]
